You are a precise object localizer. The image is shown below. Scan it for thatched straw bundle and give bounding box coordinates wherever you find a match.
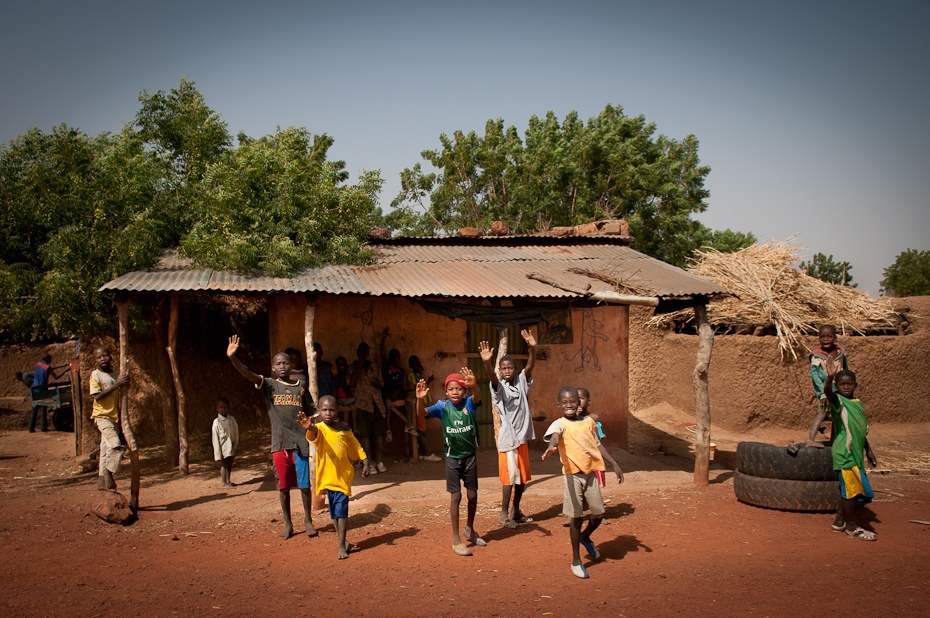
[647,239,901,359]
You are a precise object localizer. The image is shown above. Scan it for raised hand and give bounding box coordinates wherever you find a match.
[521,329,537,348]
[478,340,495,363]
[460,367,477,389]
[226,335,241,357]
[415,378,430,400]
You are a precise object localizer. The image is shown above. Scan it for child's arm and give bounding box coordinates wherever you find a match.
[226,335,263,387]
[541,432,560,460]
[822,357,841,406]
[598,443,624,484]
[809,357,826,399]
[461,367,480,405]
[521,329,537,380]
[296,411,319,440]
[478,341,499,389]
[865,439,877,468]
[415,379,429,418]
[92,373,129,401]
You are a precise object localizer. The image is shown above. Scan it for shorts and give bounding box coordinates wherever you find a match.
[498,443,531,486]
[353,409,383,439]
[326,489,349,520]
[272,449,311,490]
[445,453,479,494]
[562,472,605,519]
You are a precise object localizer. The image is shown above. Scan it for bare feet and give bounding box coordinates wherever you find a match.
[305,518,318,538]
[279,524,294,540]
[452,543,472,556]
[338,543,355,560]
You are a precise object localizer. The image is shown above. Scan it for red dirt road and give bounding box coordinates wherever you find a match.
[2,429,929,617]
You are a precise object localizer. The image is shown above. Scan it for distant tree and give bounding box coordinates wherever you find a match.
[799,252,857,287]
[389,105,743,267]
[697,228,757,254]
[880,249,930,297]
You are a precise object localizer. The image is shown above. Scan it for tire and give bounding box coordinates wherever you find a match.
[736,441,834,481]
[733,471,838,512]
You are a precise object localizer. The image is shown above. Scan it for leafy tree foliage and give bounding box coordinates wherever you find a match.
[388,105,748,266]
[799,252,857,287]
[880,249,930,297]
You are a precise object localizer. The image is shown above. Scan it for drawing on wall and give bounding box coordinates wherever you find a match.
[352,300,377,345]
[563,308,607,373]
[538,309,574,345]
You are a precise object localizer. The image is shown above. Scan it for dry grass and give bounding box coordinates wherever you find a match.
[646,239,901,359]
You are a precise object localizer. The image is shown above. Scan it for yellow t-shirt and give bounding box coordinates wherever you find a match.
[308,422,367,496]
[89,369,119,422]
[544,416,604,475]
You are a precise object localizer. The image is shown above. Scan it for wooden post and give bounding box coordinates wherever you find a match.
[155,298,180,466]
[70,359,83,457]
[692,303,714,486]
[491,330,509,441]
[615,305,630,450]
[304,300,326,512]
[167,295,189,475]
[116,296,141,511]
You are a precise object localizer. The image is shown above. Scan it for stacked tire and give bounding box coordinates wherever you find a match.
[734,441,838,512]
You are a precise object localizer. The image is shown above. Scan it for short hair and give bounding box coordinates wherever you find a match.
[318,394,336,407]
[216,396,230,406]
[818,324,837,335]
[408,355,421,367]
[41,353,52,363]
[389,348,401,362]
[499,354,516,366]
[357,342,370,353]
[558,385,579,401]
[577,387,590,398]
[313,342,323,354]
[285,347,303,361]
[835,369,856,383]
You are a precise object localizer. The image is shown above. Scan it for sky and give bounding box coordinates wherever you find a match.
[1,0,928,295]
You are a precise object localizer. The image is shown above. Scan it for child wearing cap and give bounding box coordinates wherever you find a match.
[416,368,486,556]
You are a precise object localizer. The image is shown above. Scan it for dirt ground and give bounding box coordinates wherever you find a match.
[2,419,930,618]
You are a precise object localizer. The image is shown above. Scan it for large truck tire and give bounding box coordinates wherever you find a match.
[736,441,835,481]
[733,471,838,512]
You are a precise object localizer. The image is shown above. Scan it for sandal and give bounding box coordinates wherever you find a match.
[498,515,518,529]
[464,527,486,547]
[846,527,877,541]
[831,522,846,533]
[512,514,534,524]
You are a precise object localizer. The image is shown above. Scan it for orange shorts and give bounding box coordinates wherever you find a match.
[498,442,531,486]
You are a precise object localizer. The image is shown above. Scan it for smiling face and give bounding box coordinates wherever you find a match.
[558,387,580,419]
[272,353,293,380]
[93,347,113,372]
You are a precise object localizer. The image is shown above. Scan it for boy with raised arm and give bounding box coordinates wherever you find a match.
[226,335,317,540]
[543,386,623,579]
[416,368,486,556]
[479,329,537,528]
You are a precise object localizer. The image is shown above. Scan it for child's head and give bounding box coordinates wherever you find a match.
[272,351,292,380]
[818,324,838,351]
[444,373,467,405]
[577,387,591,412]
[388,348,401,366]
[356,342,370,360]
[557,386,581,419]
[408,355,422,372]
[834,369,857,398]
[93,346,113,372]
[335,356,349,373]
[317,395,338,424]
[216,396,230,416]
[498,354,517,381]
[285,347,304,369]
[313,342,326,363]
[41,353,52,364]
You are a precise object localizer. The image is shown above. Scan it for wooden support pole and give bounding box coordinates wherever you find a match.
[167,295,189,475]
[304,300,326,512]
[116,297,141,511]
[692,303,714,486]
[491,330,508,441]
[155,298,180,467]
[70,359,83,457]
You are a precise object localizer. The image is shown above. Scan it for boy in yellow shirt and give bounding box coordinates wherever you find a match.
[298,395,370,559]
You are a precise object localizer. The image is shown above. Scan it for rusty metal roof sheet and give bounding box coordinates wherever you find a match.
[100,238,726,299]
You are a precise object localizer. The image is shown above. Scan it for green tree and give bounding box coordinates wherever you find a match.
[388,104,742,266]
[799,253,857,287]
[880,249,930,297]
[181,127,383,276]
[698,228,757,254]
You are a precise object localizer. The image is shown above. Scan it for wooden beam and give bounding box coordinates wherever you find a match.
[303,299,326,512]
[155,298,180,467]
[692,304,714,486]
[526,272,659,306]
[116,297,141,511]
[168,295,189,475]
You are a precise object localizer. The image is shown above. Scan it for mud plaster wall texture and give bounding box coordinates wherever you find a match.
[629,296,930,431]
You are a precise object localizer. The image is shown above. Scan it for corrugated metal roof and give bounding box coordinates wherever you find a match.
[100,238,726,299]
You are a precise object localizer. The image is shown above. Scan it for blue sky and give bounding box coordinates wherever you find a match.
[2,0,928,294]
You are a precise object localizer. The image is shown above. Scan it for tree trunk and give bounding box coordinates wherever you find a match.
[304,300,326,512]
[117,296,141,511]
[154,298,180,467]
[692,303,714,486]
[168,295,189,475]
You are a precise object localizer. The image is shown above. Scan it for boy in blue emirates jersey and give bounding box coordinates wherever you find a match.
[416,368,486,556]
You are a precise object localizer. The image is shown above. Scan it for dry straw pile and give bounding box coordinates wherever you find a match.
[647,239,901,359]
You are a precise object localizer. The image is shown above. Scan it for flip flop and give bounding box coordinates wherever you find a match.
[345,543,355,553]
[464,527,487,546]
[570,563,590,579]
[499,515,518,529]
[846,527,877,541]
[580,537,600,560]
[452,543,473,556]
[512,514,534,524]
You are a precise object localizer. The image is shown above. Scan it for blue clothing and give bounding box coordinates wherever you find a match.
[33,362,50,387]
[426,397,481,458]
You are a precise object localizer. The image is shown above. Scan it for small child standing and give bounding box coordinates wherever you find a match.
[543,386,623,579]
[298,395,370,559]
[577,387,606,488]
[806,324,849,445]
[212,397,239,488]
[416,369,487,557]
[821,359,878,540]
[89,346,129,492]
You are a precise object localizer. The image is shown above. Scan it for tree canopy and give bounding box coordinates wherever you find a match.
[880,249,930,297]
[0,80,382,342]
[798,252,857,288]
[387,105,752,266]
